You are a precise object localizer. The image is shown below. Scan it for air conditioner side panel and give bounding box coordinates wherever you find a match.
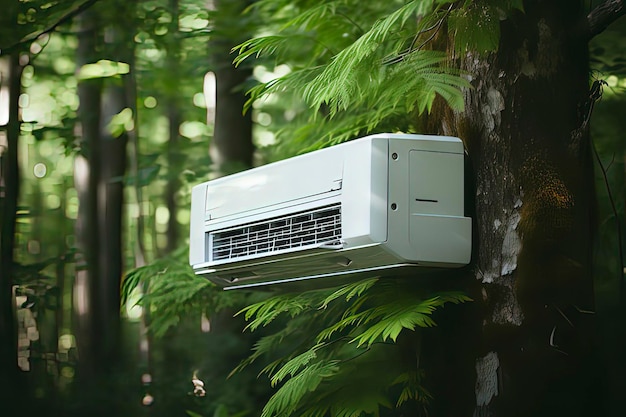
[409,214,472,266]
[385,136,471,265]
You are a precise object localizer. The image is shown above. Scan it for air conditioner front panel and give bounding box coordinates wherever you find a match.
[205,147,344,221]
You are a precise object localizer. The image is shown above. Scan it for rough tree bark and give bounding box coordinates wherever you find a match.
[422,1,619,416]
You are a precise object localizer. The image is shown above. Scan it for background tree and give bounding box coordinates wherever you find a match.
[73,5,102,384]
[0,44,25,411]
[71,0,137,412]
[209,0,255,174]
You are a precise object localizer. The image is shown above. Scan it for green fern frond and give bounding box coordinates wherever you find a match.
[238,285,340,331]
[269,343,326,386]
[349,299,437,348]
[242,66,323,112]
[393,370,431,407]
[233,34,313,66]
[350,292,471,347]
[120,248,254,337]
[231,329,287,376]
[261,360,341,417]
[316,310,368,343]
[281,1,340,30]
[301,0,435,114]
[259,357,288,380]
[319,277,378,309]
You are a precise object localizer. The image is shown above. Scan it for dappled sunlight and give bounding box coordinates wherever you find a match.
[0,58,9,125]
[73,273,89,318]
[203,71,216,125]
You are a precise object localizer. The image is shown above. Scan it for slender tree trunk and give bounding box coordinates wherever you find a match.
[424,2,597,416]
[209,0,254,174]
[74,8,102,383]
[73,6,132,414]
[96,7,133,372]
[97,80,127,368]
[125,26,147,268]
[165,0,181,253]
[0,50,24,407]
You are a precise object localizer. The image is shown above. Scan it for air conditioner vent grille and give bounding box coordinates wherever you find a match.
[210,204,341,262]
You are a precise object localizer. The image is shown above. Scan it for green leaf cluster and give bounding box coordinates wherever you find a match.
[447,0,524,54]
[234,277,470,417]
[234,0,469,152]
[235,0,525,155]
[121,248,255,337]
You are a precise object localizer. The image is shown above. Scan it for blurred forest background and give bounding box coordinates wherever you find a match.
[0,0,625,416]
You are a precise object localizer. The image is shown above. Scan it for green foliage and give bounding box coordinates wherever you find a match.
[447,0,525,54]
[121,248,253,337]
[234,0,529,156]
[234,277,470,417]
[0,0,91,55]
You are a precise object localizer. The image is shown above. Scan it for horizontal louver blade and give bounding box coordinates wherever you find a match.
[210,204,341,262]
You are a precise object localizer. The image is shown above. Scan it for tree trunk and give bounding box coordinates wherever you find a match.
[165,0,182,253]
[95,4,133,373]
[209,0,254,175]
[425,2,597,416]
[74,8,102,383]
[0,50,24,407]
[74,1,131,391]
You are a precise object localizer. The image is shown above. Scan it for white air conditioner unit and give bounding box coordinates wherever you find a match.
[189,133,471,289]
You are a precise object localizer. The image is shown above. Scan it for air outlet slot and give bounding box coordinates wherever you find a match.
[210,204,342,262]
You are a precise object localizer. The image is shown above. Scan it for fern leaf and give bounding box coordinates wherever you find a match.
[393,370,432,407]
[261,360,340,417]
[269,343,325,386]
[350,292,471,347]
[281,2,339,31]
[301,0,437,114]
[319,277,378,309]
[233,34,308,66]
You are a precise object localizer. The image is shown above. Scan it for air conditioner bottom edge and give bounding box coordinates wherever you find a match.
[194,243,467,290]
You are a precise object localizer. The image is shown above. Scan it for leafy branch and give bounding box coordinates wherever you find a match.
[235,277,471,417]
[1,0,101,56]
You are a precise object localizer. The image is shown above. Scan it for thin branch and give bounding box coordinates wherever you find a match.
[336,11,365,35]
[0,0,101,56]
[593,144,625,308]
[383,3,453,66]
[587,0,625,40]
